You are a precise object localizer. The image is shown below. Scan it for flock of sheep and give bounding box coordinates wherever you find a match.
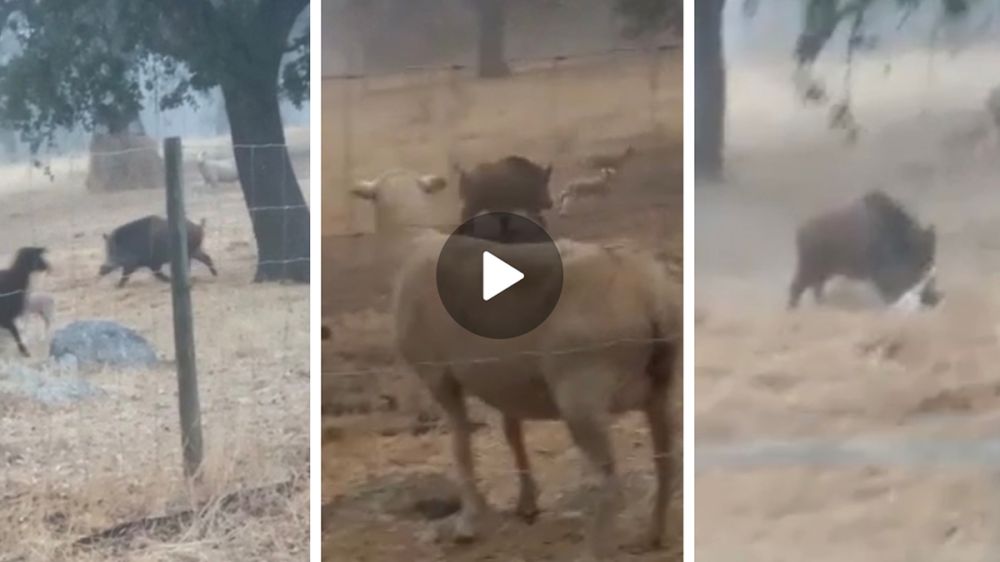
[328,145,680,560]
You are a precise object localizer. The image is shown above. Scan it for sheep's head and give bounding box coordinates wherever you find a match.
[349,171,450,234]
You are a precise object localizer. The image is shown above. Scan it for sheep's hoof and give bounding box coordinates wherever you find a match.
[432,512,480,544]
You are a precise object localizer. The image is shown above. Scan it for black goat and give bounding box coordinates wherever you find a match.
[0,247,50,356]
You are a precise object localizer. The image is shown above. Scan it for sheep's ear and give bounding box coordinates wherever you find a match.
[417,174,446,194]
[350,180,378,201]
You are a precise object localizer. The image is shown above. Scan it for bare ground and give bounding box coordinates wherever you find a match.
[696,45,1000,561]
[322,52,683,561]
[1,128,310,561]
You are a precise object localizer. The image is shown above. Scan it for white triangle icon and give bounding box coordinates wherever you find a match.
[482,251,524,301]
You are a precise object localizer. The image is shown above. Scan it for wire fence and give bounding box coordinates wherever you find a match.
[322,45,683,559]
[0,138,310,558]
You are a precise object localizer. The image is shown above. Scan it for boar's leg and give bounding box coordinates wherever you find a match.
[191,250,218,276]
[1,318,29,357]
[117,265,138,288]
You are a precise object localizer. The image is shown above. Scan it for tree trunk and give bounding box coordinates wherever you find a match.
[695,0,726,181]
[222,82,310,284]
[475,0,511,78]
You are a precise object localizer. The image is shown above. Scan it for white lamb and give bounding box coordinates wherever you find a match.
[557,168,616,216]
[22,292,53,335]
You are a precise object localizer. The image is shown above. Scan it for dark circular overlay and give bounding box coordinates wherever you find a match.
[436,212,563,339]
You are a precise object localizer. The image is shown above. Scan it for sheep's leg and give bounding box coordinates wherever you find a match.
[501,415,539,523]
[552,375,622,561]
[640,385,672,551]
[2,318,29,357]
[192,250,218,276]
[428,375,488,542]
[117,265,138,288]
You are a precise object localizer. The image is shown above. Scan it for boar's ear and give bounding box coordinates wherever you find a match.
[543,164,553,183]
[102,233,109,241]
[350,180,378,201]
[417,174,447,194]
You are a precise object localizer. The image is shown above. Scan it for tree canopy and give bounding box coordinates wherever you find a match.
[0,0,309,152]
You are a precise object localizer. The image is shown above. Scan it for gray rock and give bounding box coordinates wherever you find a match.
[0,364,103,406]
[49,320,158,368]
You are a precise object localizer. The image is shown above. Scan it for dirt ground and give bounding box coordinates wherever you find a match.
[323,52,683,561]
[0,128,310,561]
[696,44,1000,561]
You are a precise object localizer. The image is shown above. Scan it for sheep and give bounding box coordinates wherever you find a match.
[581,145,636,172]
[391,231,681,560]
[0,247,50,356]
[557,167,616,216]
[455,156,554,226]
[197,151,239,189]
[22,292,53,333]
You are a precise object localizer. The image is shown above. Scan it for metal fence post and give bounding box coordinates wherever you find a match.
[164,136,204,479]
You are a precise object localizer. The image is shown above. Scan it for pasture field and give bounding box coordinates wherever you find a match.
[696,45,1000,561]
[322,51,683,561]
[1,127,310,561]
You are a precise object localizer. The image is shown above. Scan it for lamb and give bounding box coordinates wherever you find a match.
[557,168,616,216]
[392,231,681,560]
[22,292,54,333]
[581,145,636,172]
[197,151,239,189]
[0,247,50,356]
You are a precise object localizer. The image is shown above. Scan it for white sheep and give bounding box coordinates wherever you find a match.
[391,231,680,559]
[197,151,239,189]
[22,292,53,335]
[557,167,616,216]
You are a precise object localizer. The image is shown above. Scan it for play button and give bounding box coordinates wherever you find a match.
[436,212,563,339]
[482,251,523,301]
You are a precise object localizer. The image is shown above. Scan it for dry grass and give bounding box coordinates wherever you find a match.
[696,45,1000,560]
[322,51,682,561]
[0,128,310,561]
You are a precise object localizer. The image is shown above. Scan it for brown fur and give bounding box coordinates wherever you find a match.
[456,156,554,226]
[789,190,938,308]
[392,232,680,559]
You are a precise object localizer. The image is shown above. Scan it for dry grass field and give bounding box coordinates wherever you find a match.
[696,45,1000,561]
[322,51,683,561]
[1,127,310,561]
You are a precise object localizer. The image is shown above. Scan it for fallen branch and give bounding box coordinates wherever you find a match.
[73,477,303,549]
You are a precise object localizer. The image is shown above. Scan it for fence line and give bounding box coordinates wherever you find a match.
[322,43,682,81]
[321,335,678,378]
[2,133,309,556]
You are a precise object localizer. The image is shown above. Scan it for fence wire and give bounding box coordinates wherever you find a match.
[0,139,309,558]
